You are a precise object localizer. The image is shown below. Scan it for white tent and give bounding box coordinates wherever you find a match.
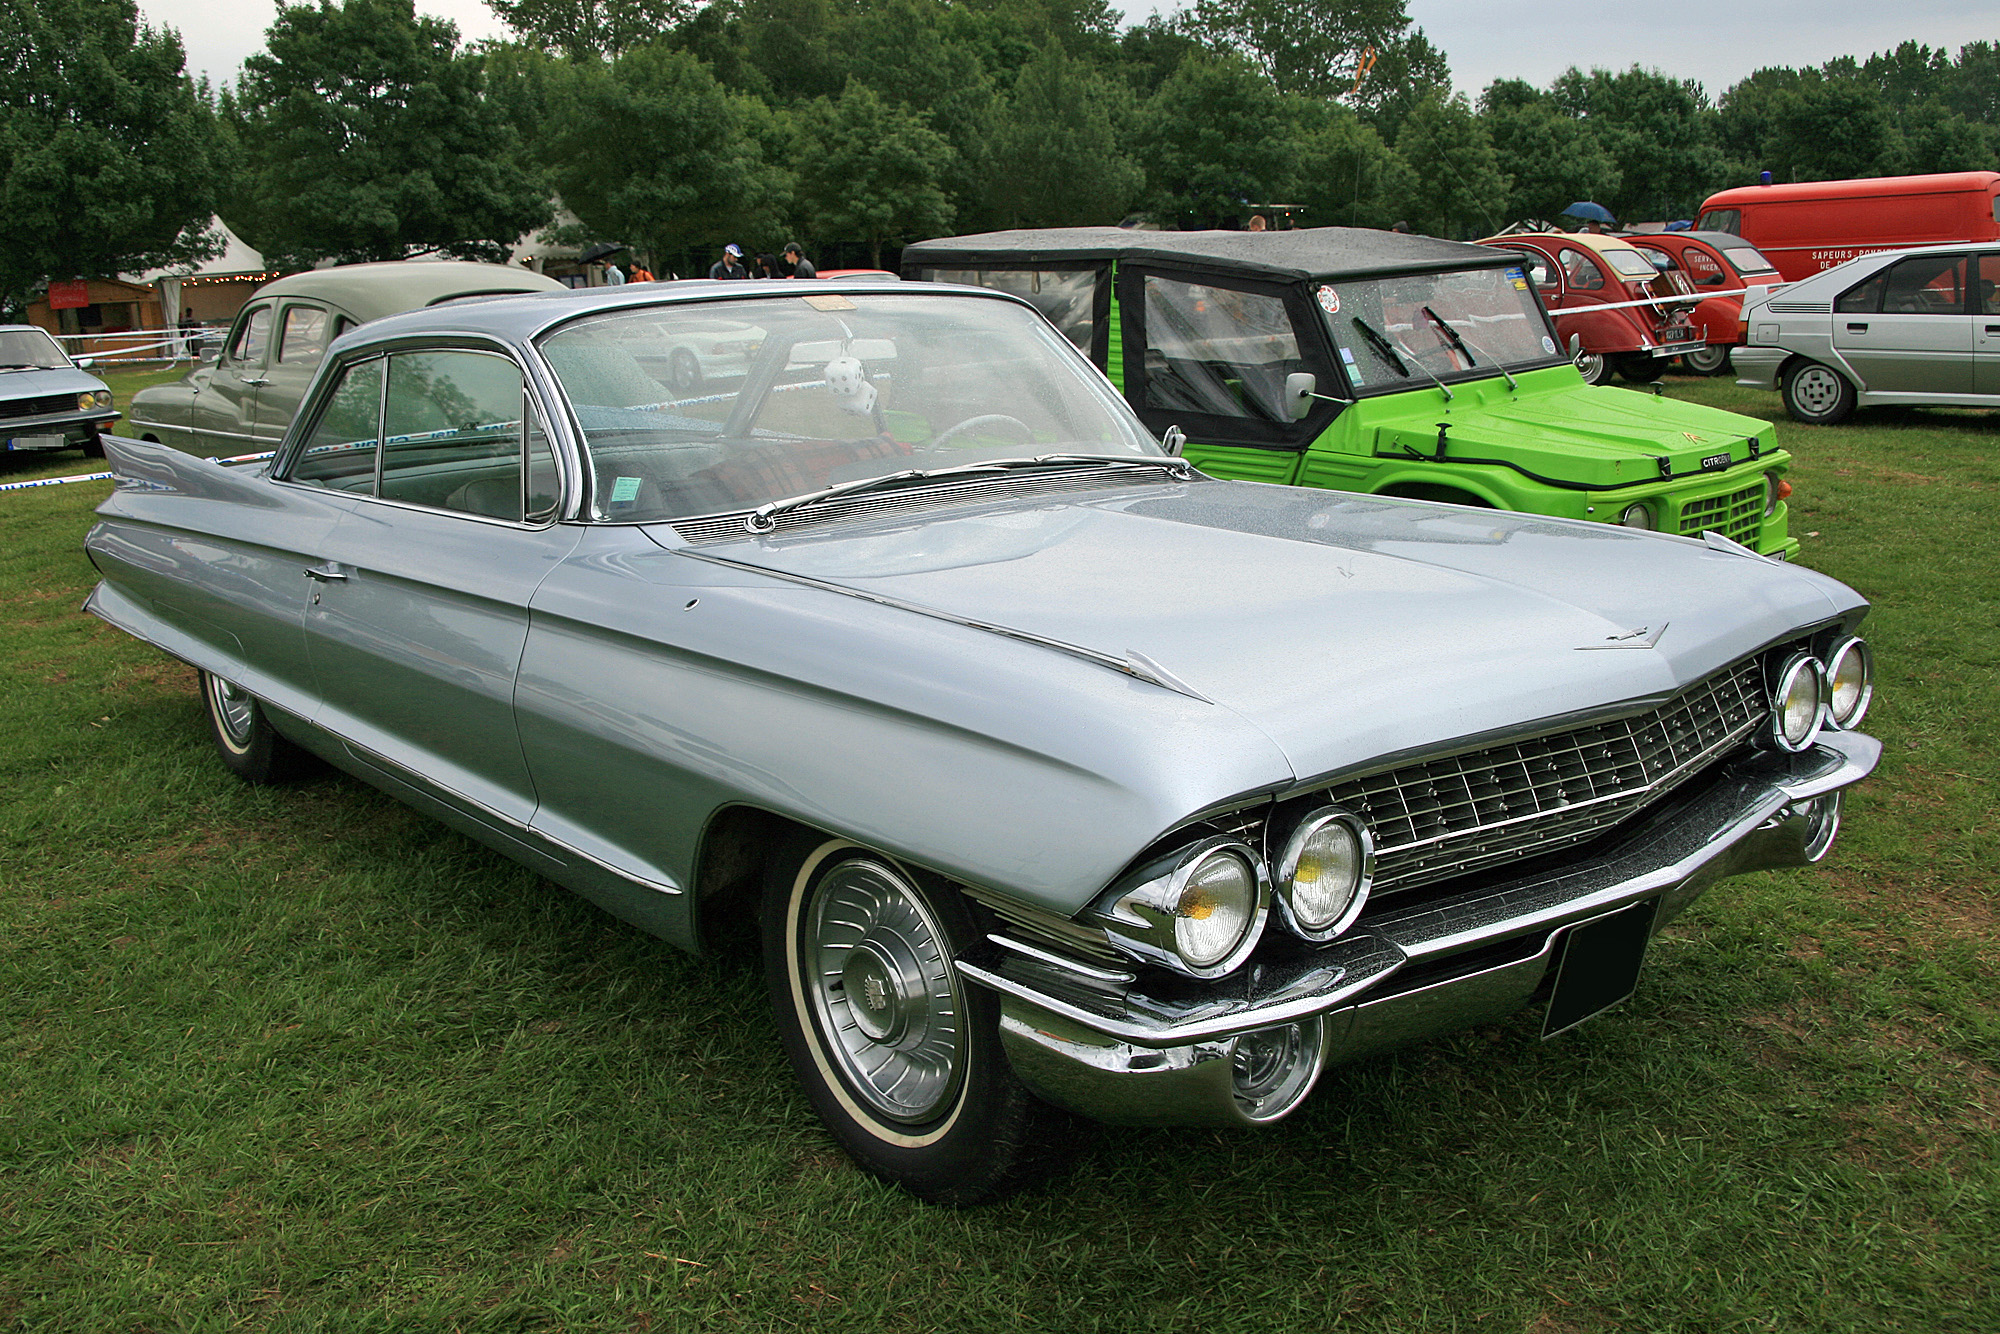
[131,220,270,357]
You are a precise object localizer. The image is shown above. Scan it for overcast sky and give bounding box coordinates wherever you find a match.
[143,0,1997,103]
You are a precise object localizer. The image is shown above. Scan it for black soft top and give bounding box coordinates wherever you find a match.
[902,226,1515,283]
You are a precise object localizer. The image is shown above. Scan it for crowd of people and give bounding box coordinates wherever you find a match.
[705,242,817,281]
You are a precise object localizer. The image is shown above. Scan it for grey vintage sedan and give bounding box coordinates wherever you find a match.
[85,278,1880,1203]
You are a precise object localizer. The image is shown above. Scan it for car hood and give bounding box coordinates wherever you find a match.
[1365,372,1777,485]
[0,364,107,399]
[659,479,1859,786]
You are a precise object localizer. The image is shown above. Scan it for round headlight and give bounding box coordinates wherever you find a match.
[1276,808,1374,940]
[1764,472,1791,516]
[1619,502,1655,530]
[1823,637,1873,729]
[1770,653,1825,752]
[1174,847,1258,970]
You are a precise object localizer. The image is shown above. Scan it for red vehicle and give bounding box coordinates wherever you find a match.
[1624,230,1784,375]
[1478,232,1702,384]
[1696,172,2000,283]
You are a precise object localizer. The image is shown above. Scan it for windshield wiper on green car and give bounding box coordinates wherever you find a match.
[1422,305,1517,391]
[1348,316,1409,377]
[744,453,1195,533]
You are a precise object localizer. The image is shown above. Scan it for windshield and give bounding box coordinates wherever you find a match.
[1317,267,1561,394]
[540,292,1158,523]
[0,327,72,369]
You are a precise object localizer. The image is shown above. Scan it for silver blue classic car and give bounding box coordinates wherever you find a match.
[85,278,1880,1203]
[1,324,118,455]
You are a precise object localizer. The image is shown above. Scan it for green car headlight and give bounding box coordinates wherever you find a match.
[1619,502,1655,530]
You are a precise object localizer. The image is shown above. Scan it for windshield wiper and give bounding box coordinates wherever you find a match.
[1422,306,1517,391]
[1348,316,1409,378]
[744,453,1194,533]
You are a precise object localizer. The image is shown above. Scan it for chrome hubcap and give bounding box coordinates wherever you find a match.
[804,859,965,1124]
[206,674,255,747]
[1795,368,1840,414]
[1575,351,1606,382]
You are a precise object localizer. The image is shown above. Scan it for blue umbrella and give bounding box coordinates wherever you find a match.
[1561,201,1617,224]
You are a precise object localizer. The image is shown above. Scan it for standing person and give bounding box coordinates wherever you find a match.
[603,261,626,285]
[708,244,748,280]
[753,253,780,279]
[782,242,817,279]
[1246,214,1268,232]
[629,261,654,282]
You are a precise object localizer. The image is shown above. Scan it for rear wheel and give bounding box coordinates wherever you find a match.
[1574,349,1612,385]
[199,670,316,784]
[762,835,1072,1204]
[1682,344,1731,376]
[1618,354,1667,384]
[1781,360,1856,425]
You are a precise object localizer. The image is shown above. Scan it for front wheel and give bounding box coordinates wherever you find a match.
[1574,349,1612,385]
[1782,360,1856,425]
[199,670,316,784]
[762,836,1072,1203]
[1682,343,1731,376]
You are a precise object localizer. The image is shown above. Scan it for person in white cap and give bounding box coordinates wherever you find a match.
[708,244,747,280]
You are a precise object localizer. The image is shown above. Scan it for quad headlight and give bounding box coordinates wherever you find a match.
[1274,807,1373,941]
[1092,836,1268,979]
[1822,636,1873,730]
[1768,652,1826,753]
[77,389,112,412]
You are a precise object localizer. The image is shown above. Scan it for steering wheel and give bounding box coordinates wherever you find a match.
[931,413,1034,449]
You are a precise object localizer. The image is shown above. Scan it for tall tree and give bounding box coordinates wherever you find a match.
[0,0,223,314]
[1393,92,1508,239]
[1549,66,1724,221]
[1287,102,1411,230]
[1348,25,1451,145]
[488,0,694,61]
[984,43,1141,228]
[229,0,551,268]
[1479,79,1620,226]
[1766,70,1897,182]
[1133,52,1301,228]
[793,80,956,267]
[1183,0,1408,100]
[540,45,791,263]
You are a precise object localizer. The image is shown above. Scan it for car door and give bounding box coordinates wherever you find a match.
[287,346,578,829]
[1832,252,1973,394]
[189,301,275,455]
[1975,254,2000,398]
[250,301,343,448]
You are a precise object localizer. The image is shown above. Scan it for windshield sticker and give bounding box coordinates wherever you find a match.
[1316,285,1341,315]
[1339,345,1364,384]
[1541,335,1557,355]
[610,476,642,506]
[1506,267,1529,289]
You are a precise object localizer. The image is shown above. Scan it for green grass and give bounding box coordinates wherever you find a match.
[2,374,1995,1331]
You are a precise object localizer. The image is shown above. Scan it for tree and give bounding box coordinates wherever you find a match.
[984,43,1141,228]
[794,81,956,267]
[0,0,223,313]
[1393,92,1508,239]
[1133,52,1302,228]
[1183,0,1408,100]
[1286,102,1411,231]
[1766,71,1897,182]
[540,46,791,264]
[1349,25,1451,145]
[488,0,694,61]
[1549,66,1725,221]
[1479,80,1620,226]
[228,0,551,268]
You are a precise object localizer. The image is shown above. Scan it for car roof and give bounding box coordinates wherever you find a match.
[901,226,1515,282]
[329,277,1039,354]
[247,261,567,323]
[1486,232,1648,257]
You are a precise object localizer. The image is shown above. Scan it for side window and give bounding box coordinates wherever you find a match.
[1979,255,2000,315]
[1698,208,1740,235]
[1835,271,1888,314]
[379,350,534,520]
[229,305,273,365]
[276,306,330,365]
[1682,247,1726,285]
[1139,276,1303,422]
[1559,249,1605,291]
[1514,250,1556,288]
[1878,253,1967,314]
[290,357,384,492]
[919,267,1101,352]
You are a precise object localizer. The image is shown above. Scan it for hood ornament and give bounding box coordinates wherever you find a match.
[1578,622,1668,650]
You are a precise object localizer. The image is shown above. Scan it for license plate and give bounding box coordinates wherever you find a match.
[3,435,65,451]
[1542,899,1658,1038]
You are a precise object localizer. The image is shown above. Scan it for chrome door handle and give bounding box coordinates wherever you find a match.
[303,562,348,582]
[1845,323,1868,333]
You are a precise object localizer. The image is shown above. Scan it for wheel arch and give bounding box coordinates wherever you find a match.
[1372,476,1505,509]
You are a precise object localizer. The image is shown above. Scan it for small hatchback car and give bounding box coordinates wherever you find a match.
[0,324,118,456]
[1735,242,2000,423]
[1480,232,1705,384]
[1625,231,1785,376]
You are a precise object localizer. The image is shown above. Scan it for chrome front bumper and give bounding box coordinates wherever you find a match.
[959,733,1879,1128]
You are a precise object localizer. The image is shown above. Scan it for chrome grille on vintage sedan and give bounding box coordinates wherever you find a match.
[1677,482,1764,546]
[1323,657,1768,897]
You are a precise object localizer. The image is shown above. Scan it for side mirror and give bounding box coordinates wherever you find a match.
[1284,372,1317,421]
[75,356,96,370]
[1161,425,1186,457]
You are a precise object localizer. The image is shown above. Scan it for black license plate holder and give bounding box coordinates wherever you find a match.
[1542,899,1658,1039]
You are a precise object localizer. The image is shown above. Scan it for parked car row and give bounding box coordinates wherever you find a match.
[87,272,1880,1202]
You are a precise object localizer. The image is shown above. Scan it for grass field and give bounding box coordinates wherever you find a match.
[2,374,1994,1331]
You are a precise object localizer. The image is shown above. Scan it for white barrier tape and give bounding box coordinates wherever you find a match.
[0,447,272,495]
